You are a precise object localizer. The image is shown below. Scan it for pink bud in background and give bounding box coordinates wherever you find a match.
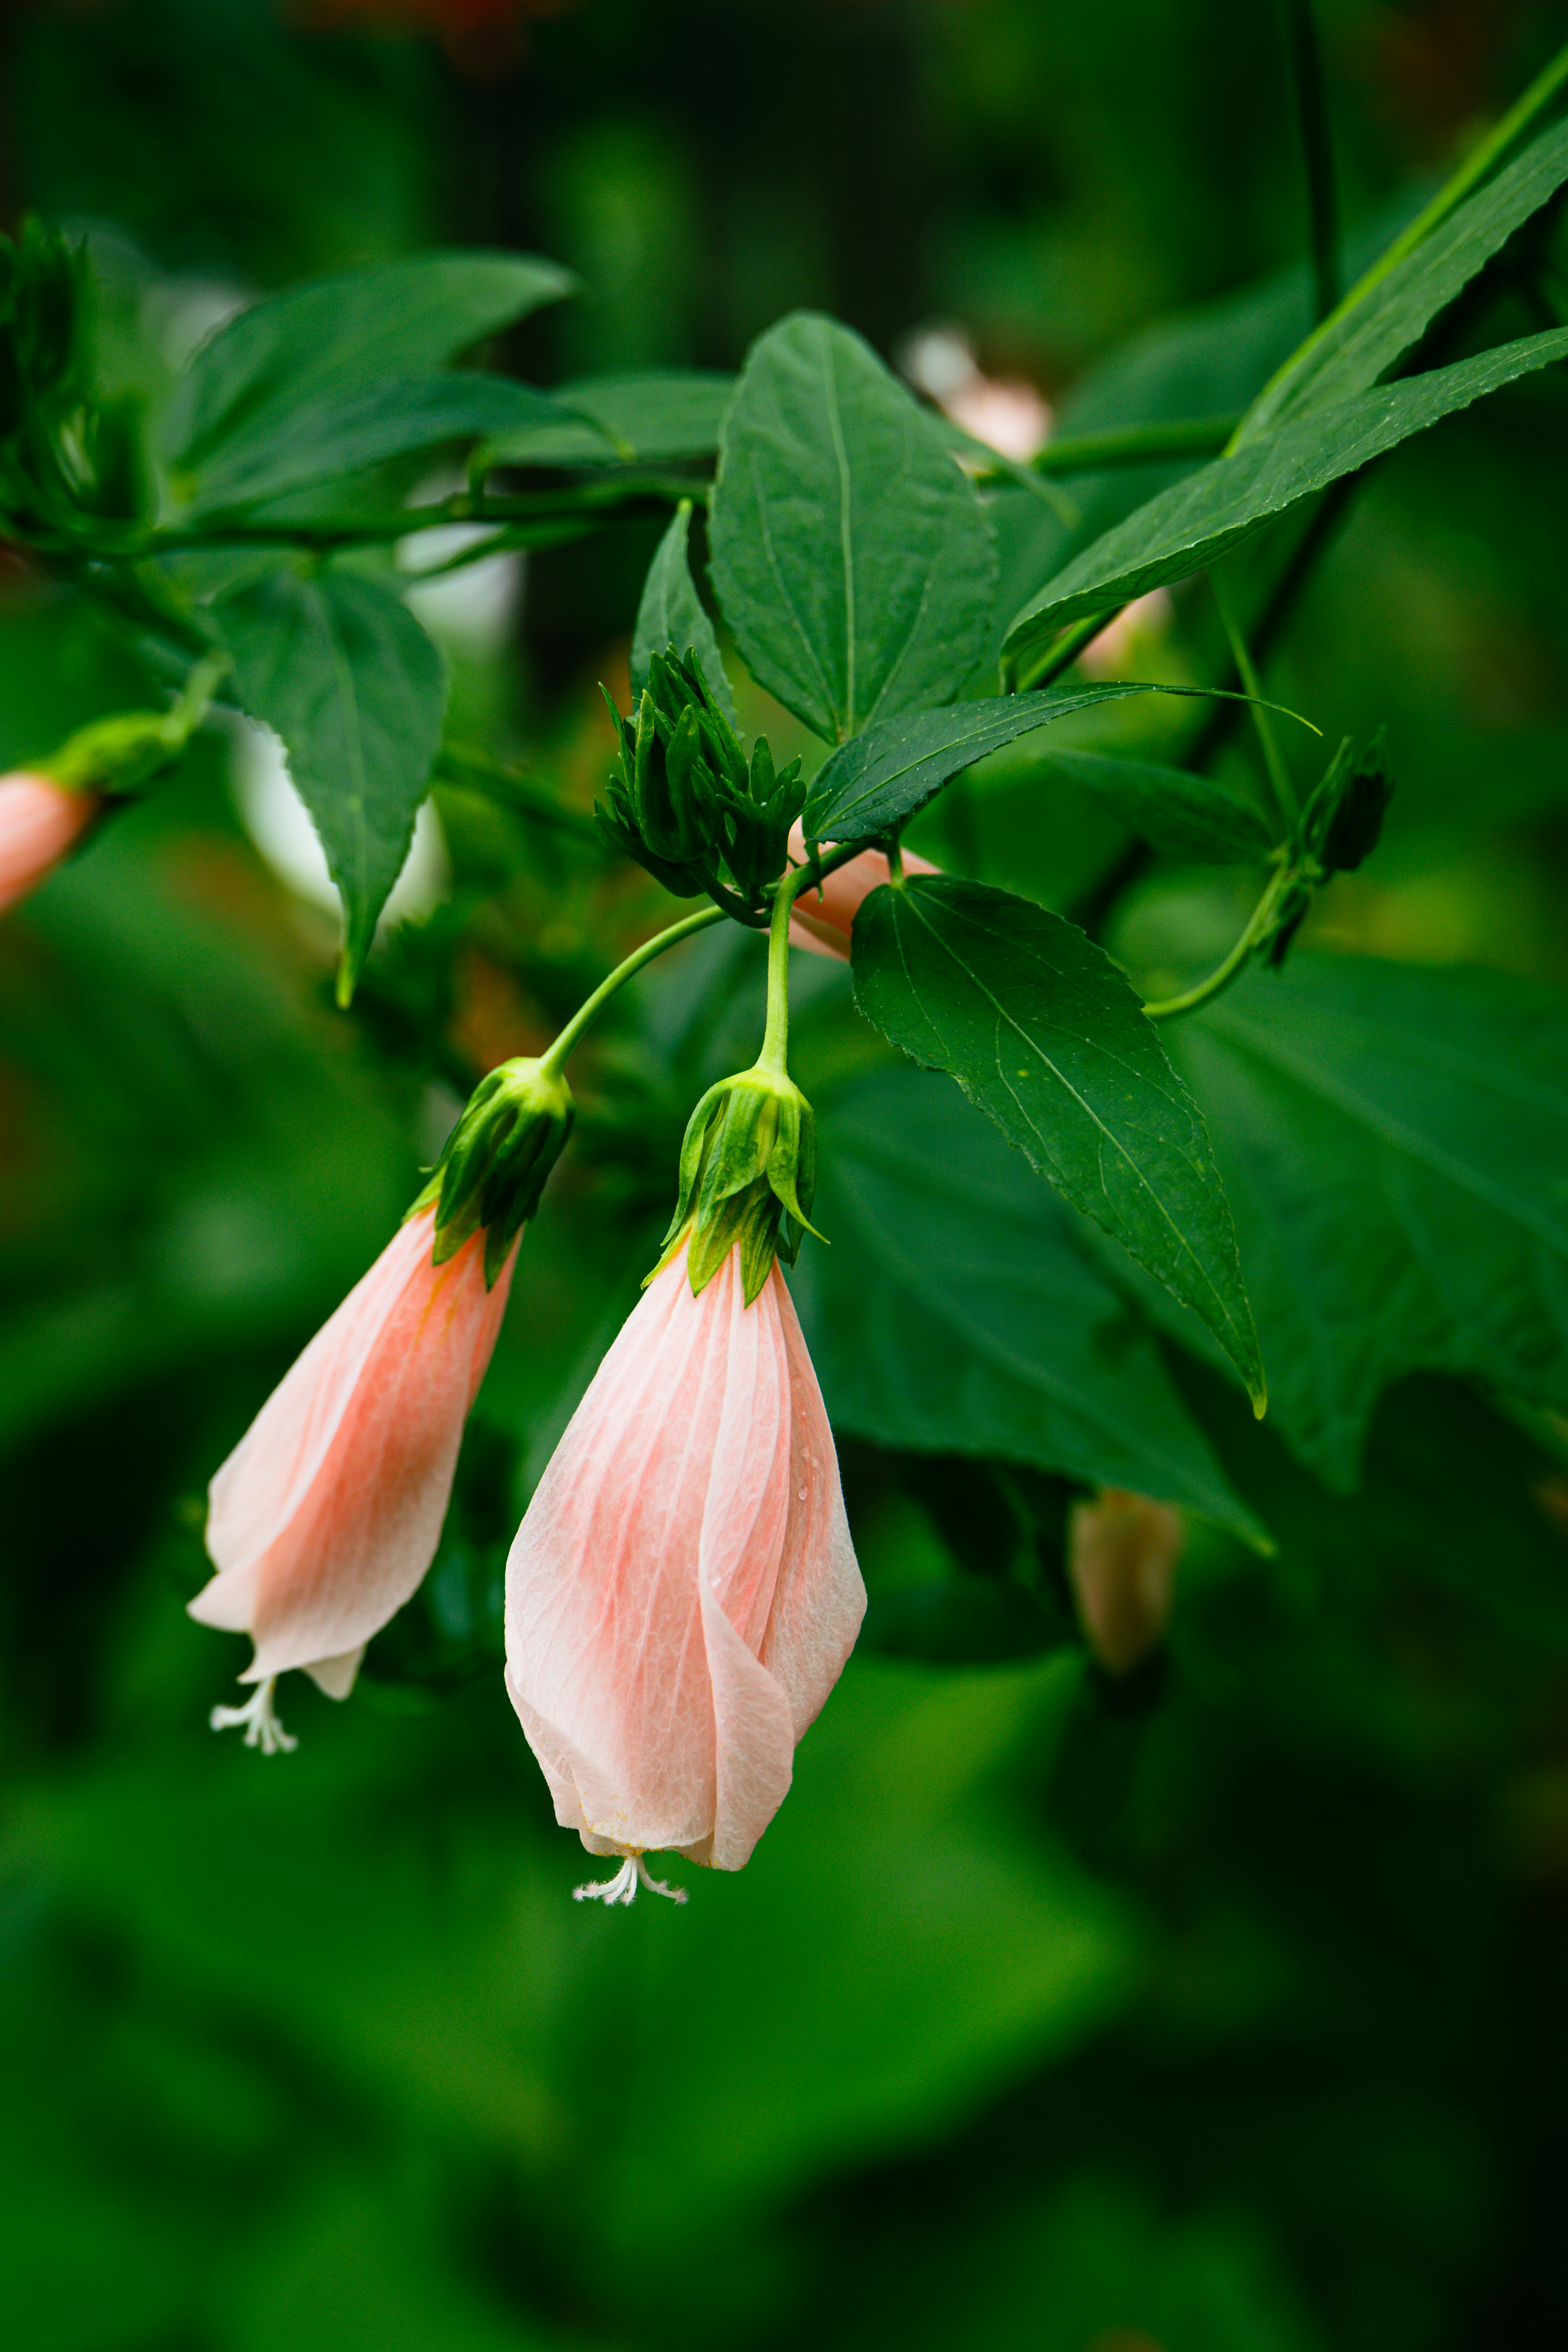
[189,1205,516,1749]
[1067,1488,1185,1675]
[505,1236,865,1899]
[0,773,96,913]
[786,822,939,962]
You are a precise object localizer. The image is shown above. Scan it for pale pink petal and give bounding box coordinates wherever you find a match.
[505,1240,865,1871]
[786,820,939,961]
[0,774,96,913]
[190,1205,515,1690]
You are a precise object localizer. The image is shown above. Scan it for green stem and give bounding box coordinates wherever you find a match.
[1282,0,1340,323]
[538,904,726,1075]
[167,648,230,738]
[1143,862,1294,1022]
[1238,34,1568,445]
[757,864,813,1076]
[436,744,601,841]
[1029,416,1240,476]
[1007,608,1113,694]
[143,473,701,557]
[1211,570,1300,831]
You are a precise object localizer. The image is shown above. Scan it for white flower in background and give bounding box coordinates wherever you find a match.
[901,323,1053,463]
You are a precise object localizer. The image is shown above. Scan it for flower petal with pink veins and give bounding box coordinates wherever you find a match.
[505,1240,864,1870]
[0,774,97,914]
[786,820,938,962]
[190,1206,515,1692]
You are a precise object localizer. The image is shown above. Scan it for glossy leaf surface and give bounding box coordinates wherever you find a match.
[796,1066,1267,1539]
[710,312,996,742]
[1004,326,1568,658]
[851,874,1263,1404]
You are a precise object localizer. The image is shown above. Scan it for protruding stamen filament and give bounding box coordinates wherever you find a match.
[572,1854,687,1907]
[209,1676,297,1755]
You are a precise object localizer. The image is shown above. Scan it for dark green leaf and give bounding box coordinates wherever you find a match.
[851,875,1264,1405]
[630,498,737,726]
[487,368,735,467]
[709,312,997,742]
[165,249,574,471]
[215,569,448,1001]
[182,371,568,516]
[1003,326,1568,660]
[1244,114,1568,440]
[1038,748,1276,863]
[1162,955,1568,1490]
[804,687,1152,843]
[793,1066,1266,1538]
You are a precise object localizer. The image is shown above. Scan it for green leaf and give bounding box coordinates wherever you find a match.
[1003,325,1568,660]
[794,1066,1267,1539]
[165,249,574,472]
[1243,114,1568,440]
[630,497,738,727]
[1162,955,1568,1490]
[182,371,569,516]
[215,569,448,1002]
[709,312,997,742]
[851,874,1265,1407]
[804,687,1152,844]
[1037,748,1276,863]
[487,368,734,467]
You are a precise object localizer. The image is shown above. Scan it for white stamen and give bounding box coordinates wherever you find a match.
[209,1676,297,1755]
[573,1853,687,1907]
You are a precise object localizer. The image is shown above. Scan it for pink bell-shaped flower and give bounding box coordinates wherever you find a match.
[505,1232,864,1898]
[786,820,938,962]
[190,1056,574,1751]
[189,1204,518,1747]
[0,772,96,913]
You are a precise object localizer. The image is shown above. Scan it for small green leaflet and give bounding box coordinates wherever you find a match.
[792,1065,1267,1540]
[710,312,997,742]
[630,499,738,727]
[802,684,1285,846]
[486,369,735,468]
[1036,748,1275,864]
[182,372,570,517]
[216,569,448,1003]
[1003,325,1568,659]
[1161,955,1568,1491]
[165,250,574,475]
[851,874,1265,1408]
[1243,113,1568,441]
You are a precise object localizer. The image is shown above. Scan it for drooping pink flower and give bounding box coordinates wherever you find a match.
[189,1204,516,1748]
[786,821,938,962]
[505,1236,865,1898]
[0,772,97,913]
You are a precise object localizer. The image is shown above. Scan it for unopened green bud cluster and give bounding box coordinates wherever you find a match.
[413,1058,575,1287]
[598,648,805,921]
[655,1064,820,1305]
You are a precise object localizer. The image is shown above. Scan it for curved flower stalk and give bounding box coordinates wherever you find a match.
[1067,1487,1185,1675]
[0,772,96,912]
[190,1058,573,1749]
[786,820,938,960]
[505,1235,864,1889]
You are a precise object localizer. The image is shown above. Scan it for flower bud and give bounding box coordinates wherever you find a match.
[0,771,98,913]
[414,1056,575,1286]
[1067,1488,1185,1675]
[655,1063,820,1304]
[597,648,804,917]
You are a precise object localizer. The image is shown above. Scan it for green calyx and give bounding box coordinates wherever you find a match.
[38,652,231,800]
[411,1056,575,1288]
[652,1062,822,1306]
[1265,729,1396,971]
[596,648,804,921]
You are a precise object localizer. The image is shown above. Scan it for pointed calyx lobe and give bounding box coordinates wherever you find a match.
[412,1054,575,1286]
[504,1237,866,1872]
[597,648,803,920]
[656,1062,820,1305]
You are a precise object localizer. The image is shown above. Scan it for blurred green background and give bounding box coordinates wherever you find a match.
[5,3,1568,2348]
